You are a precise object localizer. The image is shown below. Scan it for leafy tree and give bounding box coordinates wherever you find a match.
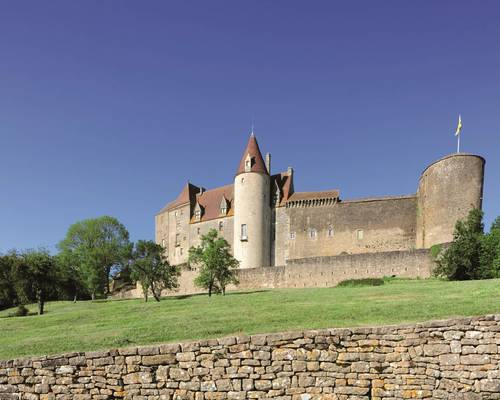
[56,255,90,302]
[12,249,60,315]
[189,229,239,296]
[433,209,484,280]
[130,240,180,302]
[58,216,132,299]
[0,252,19,310]
[480,217,500,279]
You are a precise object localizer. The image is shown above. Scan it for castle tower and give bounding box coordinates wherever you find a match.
[233,133,271,269]
[416,153,485,249]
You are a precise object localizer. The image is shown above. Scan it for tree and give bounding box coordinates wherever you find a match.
[12,249,60,315]
[56,255,90,302]
[130,240,180,302]
[480,217,500,279]
[58,216,132,300]
[0,252,19,310]
[433,208,484,280]
[189,229,239,296]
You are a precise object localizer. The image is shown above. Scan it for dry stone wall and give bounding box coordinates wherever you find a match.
[1,315,500,399]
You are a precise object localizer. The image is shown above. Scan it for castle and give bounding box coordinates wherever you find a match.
[155,133,485,275]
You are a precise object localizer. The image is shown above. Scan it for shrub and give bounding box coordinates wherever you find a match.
[433,209,485,280]
[430,244,443,260]
[9,304,29,317]
[336,278,384,287]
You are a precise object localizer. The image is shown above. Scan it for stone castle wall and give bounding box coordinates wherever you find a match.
[2,315,499,399]
[113,248,434,298]
[284,196,418,261]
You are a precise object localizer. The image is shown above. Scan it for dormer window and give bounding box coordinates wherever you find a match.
[244,154,253,172]
[219,196,229,216]
[193,202,203,222]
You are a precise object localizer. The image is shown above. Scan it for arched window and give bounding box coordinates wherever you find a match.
[309,229,317,239]
[219,221,224,231]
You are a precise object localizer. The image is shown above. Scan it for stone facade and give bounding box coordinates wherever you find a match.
[2,315,499,399]
[154,134,485,293]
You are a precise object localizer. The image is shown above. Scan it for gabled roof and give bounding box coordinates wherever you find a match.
[271,171,294,207]
[191,184,235,223]
[157,182,200,214]
[236,134,269,176]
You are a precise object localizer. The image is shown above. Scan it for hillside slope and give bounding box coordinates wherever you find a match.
[1,278,499,360]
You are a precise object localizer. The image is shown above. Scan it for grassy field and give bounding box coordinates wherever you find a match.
[1,278,499,360]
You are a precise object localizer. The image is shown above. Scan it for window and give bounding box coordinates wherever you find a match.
[244,154,252,172]
[219,221,224,231]
[175,233,180,246]
[174,211,178,217]
[309,229,317,239]
[219,197,228,215]
[197,227,201,235]
[290,231,296,240]
[356,229,364,240]
[241,224,248,241]
[162,239,166,247]
[194,209,201,219]
[327,226,334,238]
[180,247,183,255]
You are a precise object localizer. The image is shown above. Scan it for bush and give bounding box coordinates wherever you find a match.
[336,278,384,287]
[9,304,29,317]
[433,209,500,281]
[430,244,443,260]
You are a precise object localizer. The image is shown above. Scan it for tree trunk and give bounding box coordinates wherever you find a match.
[73,294,77,303]
[91,291,95,301]
[152,287,161,302]
[222,286,226,296]
[106,266,111,295]
[37,289,44,315]
[208,284,212,297]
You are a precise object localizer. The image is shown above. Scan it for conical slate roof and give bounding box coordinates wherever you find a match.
[236,134,269,175]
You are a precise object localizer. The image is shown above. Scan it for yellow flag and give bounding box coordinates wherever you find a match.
[455,114,462,136]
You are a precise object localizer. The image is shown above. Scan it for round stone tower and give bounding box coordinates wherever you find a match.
[233,133,271,269]
[416,153,485,249]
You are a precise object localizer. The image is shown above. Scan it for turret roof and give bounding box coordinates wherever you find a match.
[236,133,269,175]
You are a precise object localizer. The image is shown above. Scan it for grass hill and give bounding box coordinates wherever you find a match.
[1,278,499,360]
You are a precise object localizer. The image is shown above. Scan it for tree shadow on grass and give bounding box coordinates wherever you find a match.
[170,289,271,301]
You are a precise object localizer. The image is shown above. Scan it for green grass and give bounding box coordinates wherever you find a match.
[1,278,499,360]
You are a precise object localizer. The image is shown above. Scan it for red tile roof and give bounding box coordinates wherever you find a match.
[157,182,200,214]
[271,172,294,207]
[236,134,269,176]
[192,184,234,223]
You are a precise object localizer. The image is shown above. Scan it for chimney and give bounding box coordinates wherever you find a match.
[265,153,271,174]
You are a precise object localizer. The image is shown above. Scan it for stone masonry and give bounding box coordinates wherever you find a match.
[1,315,499,400]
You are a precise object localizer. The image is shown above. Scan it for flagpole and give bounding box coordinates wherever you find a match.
[457,134,460,153]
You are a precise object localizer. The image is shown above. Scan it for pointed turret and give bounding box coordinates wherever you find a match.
[236,134,269,175]
[233,132,271,269]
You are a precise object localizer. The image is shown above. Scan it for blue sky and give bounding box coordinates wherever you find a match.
[1,1,499,252]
